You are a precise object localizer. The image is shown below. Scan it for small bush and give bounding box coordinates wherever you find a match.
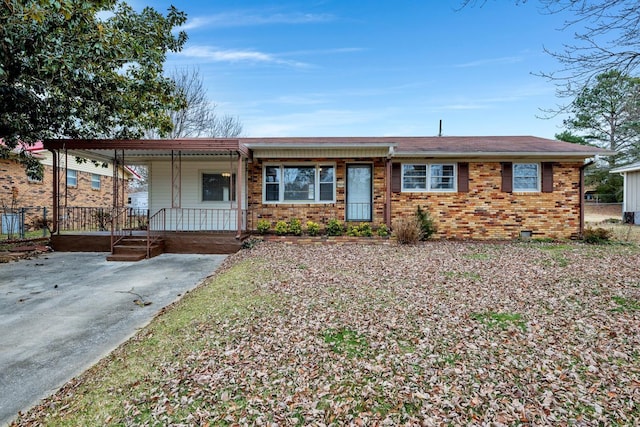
[288,218,303,236]
[326,218,344,236]
[582,227,612,244]
[416,205,436,240]
[376,224,390,237]
[306,221,320,236]
[256,219,271,234]
[346,224,361,237]
[358,223,373,237]
[241,238,261,250]
[274,220,289,235]
[393,217,423,244]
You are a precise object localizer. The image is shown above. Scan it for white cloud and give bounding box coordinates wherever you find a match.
[177,46,309,67]
[180,11,334,30]
[454,56,524,68]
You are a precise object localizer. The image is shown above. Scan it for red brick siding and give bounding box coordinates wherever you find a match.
[247,159,582,240]
[0,158,126,210]
[390,162,582,240]
[247,158,388,229]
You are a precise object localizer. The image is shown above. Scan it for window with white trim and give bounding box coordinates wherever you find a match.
[67,169,77,187]
[263,164,335,203]
[402,163,456,191]
[513,163,539,191]
[91,174,101,190]
[202,172,236,202]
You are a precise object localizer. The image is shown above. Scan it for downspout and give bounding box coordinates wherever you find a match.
[49,149,59,234]
[385,145,394,228]
[579,160,595,237]
[236,154,244,239]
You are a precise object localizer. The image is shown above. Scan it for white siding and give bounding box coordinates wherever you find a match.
[148,159,244,231]
[626,170,640,212]
[38,151,120,176]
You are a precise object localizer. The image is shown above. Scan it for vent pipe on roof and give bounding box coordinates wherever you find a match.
[438,119,442,137]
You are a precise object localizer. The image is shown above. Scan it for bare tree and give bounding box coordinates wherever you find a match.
[460,1,640,87]
[146,67,243,138]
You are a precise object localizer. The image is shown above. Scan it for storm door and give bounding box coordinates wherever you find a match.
[346,164,372,221]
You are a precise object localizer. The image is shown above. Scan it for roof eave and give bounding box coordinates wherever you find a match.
[243,142,397,150]
[395,151,613,158]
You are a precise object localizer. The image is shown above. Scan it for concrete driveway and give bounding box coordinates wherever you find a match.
[0,252,227,426]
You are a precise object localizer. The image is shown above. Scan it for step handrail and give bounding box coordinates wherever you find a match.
[146,208,166,258]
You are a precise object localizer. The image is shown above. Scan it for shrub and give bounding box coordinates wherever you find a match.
[256,219,271,234]
[582,227,612,244]
[393,217,423,244]
[274,220,289,235]
[416,205,436,240]
[359,222,373,237]
[376,224,390,237]
[288,218,303,236]
[306,221,320,236]
[326,218,344,236]
[346,224,361,237]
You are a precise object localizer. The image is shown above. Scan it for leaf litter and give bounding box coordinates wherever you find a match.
[12,241,640,426]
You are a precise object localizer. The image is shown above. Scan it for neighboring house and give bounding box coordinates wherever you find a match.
[128,191,148,210]
[610,162,640,224]
[43,136,612,254]
[1,141,132,230]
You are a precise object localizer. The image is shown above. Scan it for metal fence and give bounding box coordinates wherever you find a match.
[0,207,50,241]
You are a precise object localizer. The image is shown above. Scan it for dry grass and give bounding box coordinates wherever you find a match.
[584,203,640,243]
[12,241,640,426]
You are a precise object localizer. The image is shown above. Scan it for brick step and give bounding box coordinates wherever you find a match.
[106,253,147,262]
[107,238,165,262]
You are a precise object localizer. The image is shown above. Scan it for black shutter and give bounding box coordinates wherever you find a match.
[501,162,513,193]
[542,162,554,193]
[457,162,469,193]
[391,163,402,192]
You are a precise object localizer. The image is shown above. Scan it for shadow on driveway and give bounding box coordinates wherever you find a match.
[0,252,227,426]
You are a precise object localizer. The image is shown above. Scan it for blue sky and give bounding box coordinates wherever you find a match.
[139,1,578,138]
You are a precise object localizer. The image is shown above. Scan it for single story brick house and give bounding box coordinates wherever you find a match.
[43,136,612,257]
[1,141,133,234]
[610,162,640,224]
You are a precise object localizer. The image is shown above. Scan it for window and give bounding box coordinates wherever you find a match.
[67,169,77,187]
[402,163,456,191]
[513,163,539,191]
[263,164,335,203]
[202,173,236,201]
[430,164,455,190]
[91,174,101,190]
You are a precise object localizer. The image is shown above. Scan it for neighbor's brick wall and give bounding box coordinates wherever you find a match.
[390,161,583,240]
[1,158,126,210]
[247,158,388,229]
[246,159,583,240]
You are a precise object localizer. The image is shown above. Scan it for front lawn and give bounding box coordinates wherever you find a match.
[13,242,640,425]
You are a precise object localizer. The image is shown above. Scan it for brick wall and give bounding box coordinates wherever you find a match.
[247,158,388,229]
[0,158,126,210]
[391,161,582,240]
[247,159,583,240]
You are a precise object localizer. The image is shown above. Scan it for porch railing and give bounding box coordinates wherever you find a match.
[58,207,148,233]
[110,207,149,252]
[148,208,245,232]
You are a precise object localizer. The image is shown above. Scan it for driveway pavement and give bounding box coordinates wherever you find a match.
[0,252,227,426]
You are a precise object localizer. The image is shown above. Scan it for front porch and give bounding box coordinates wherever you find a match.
[44,138,250,260]
[50,231,245,255]
[50,206,248,258]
